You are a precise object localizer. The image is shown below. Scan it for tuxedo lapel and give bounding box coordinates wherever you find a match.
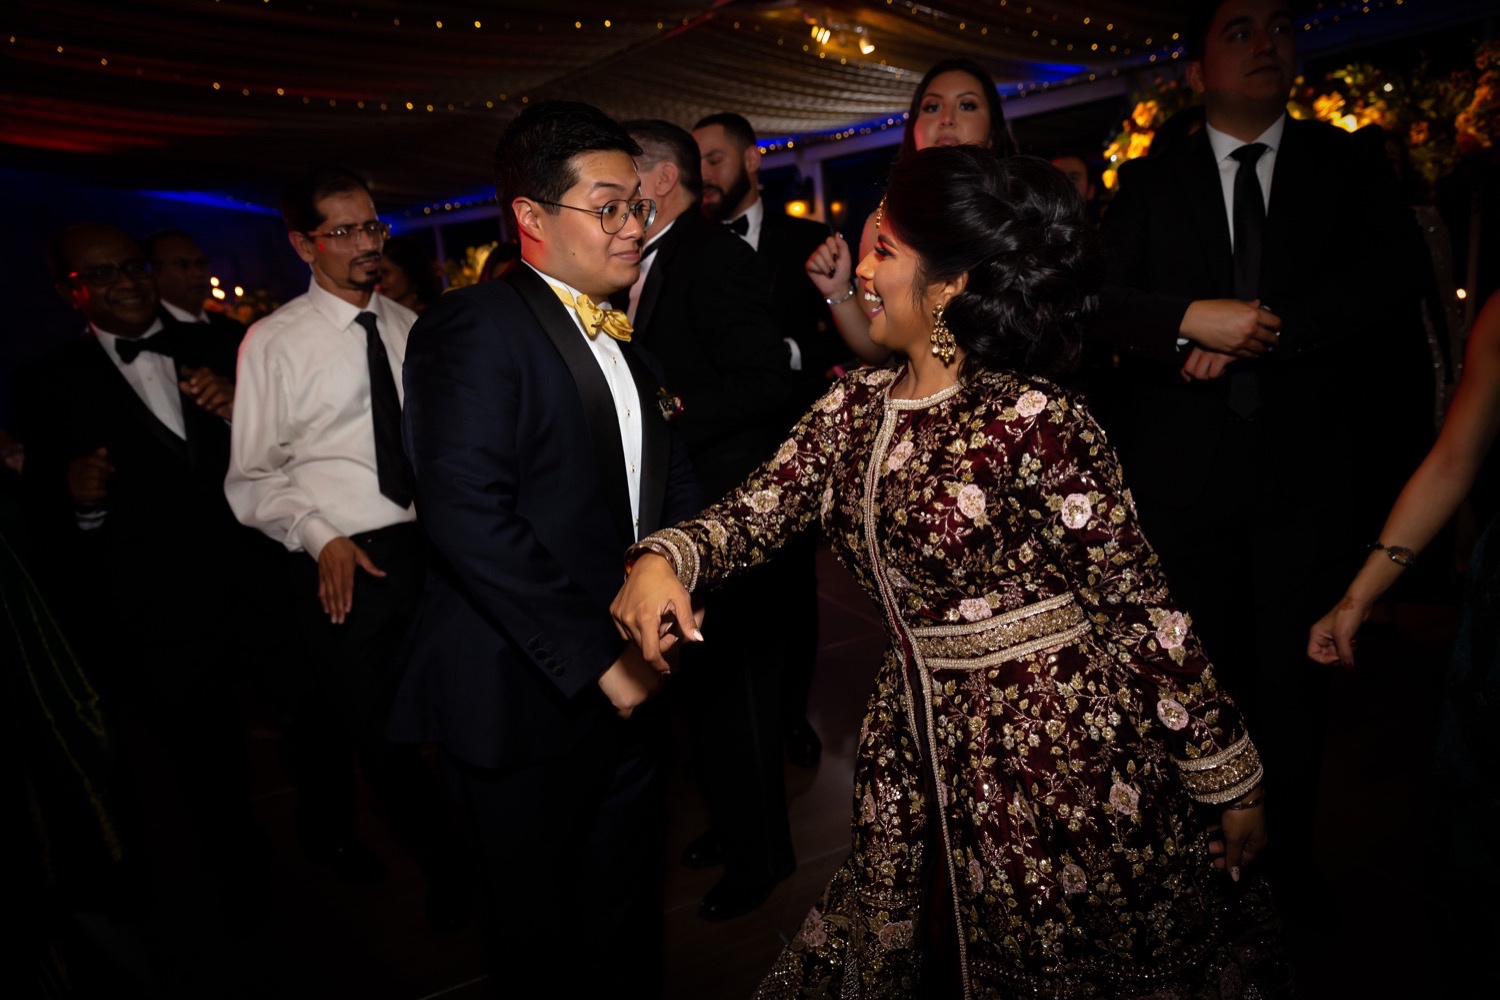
[621,346,668,538]
[756,212,784,296]
[82,335,191,464]
[634,222,683,333]
[1177,133,1236,296]
[1260,120,1308,306]
[506,266,636,548]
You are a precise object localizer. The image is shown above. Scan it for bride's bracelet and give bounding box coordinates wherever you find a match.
[1225,789,1265,811]
[1369,541,1416,567]
[825,283,856,306]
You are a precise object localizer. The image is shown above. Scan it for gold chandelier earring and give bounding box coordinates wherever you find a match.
[930,301,956,366]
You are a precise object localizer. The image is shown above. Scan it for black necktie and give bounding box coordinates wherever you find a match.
[724,215,750,238]
[115,328,179,364]
[1228,142,1268,418]
[355,311,415,508]
[1231,143,1268,300]
[641,238,661,260]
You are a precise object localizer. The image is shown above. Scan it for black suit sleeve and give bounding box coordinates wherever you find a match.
[676,235,793,453]
[403,293,624,700]
[1097,162,1195,367]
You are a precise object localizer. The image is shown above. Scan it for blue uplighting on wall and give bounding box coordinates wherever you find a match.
[137,189,282,216]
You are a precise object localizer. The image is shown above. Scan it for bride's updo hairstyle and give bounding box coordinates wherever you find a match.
[881,147,1100,378]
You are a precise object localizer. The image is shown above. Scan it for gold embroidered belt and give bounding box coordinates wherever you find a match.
[909,593,1090,670]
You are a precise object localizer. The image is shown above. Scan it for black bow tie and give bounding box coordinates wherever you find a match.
[641,238,662,260]
[724,215,750,237]
[115,329,179,364]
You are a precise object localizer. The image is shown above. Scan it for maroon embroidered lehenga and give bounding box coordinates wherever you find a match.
[638,366,1285,998]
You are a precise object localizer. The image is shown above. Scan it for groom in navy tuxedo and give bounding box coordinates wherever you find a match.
[392,101,699,996]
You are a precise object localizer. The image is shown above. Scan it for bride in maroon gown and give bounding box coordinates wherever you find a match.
[615,148,1285,998]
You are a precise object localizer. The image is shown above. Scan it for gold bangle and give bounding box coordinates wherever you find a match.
[1225,789,1264,811]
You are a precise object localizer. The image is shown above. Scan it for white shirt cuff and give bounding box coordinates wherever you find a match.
[297,516,342,561]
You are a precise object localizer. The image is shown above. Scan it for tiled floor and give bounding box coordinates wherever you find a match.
[34,547,1457,998]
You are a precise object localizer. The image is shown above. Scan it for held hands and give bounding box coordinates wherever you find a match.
[1180,299,1281,358]
[1206,788,1267,882]
[805,234,851,299]
[67,447,114,509]
[316,535,387,624]
[179,366,235,420]
[610,552,704,673]
[597,644,665,720]
[1307,595,1371,668]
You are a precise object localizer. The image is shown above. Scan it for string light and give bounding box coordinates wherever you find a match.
[12,0,1428,169]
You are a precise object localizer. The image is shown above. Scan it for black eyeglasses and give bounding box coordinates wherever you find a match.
[304,221,391,245]
[68,260,152,287]
[535,199,657,235]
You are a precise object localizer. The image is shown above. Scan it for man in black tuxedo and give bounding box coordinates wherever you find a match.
[623,118,799,921]
[14,223,264,921]
[143,229,248,341]
[694,111,838,770]
[392,102,700,994]
[1094,0,1429,923]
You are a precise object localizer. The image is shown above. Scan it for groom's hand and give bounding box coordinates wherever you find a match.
[597,645,664,719]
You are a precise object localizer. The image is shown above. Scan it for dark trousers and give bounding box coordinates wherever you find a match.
[446,706,666,998]
[287,523,459,877]
[678,560,795,880]
[106,629,259,867]
[1134,418,1367,895]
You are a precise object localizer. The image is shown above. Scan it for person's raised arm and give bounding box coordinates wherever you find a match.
[1310,291,1500,667]
[804,213,892,366]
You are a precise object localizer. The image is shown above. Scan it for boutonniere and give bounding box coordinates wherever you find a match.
[656,386,685,422]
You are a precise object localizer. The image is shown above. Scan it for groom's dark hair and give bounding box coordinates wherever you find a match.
[494,101,642,234]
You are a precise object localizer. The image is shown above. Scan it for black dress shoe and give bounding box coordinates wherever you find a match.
[307,838,388,886]
[698,863,795,922]
[681,830,725,869]
[425,874,472,934]
[785,720,822,768]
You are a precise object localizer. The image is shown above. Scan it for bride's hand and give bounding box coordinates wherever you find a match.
[1206,788,1267,882]
[804,234,851,299]
[611,552,703,673]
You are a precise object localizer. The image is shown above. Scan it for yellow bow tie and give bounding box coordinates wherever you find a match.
[552,285,632,343]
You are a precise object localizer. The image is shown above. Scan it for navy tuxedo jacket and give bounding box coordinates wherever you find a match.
[393,264,700,769]
[1095,118,1429,508]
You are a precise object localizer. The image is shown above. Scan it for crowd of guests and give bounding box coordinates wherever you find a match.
[8,0,1495,996]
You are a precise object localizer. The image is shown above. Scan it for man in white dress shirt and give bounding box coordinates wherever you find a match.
[226,168,466,929]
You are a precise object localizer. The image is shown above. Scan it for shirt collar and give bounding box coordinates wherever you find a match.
[1205,113,1287,164]
[641,218,676,258]
[727,196,763,248]
[161,300,207,324]
[729,196,763,231]
[92,317,166,350]
[524,261,625,338]
[305,275,384,333]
